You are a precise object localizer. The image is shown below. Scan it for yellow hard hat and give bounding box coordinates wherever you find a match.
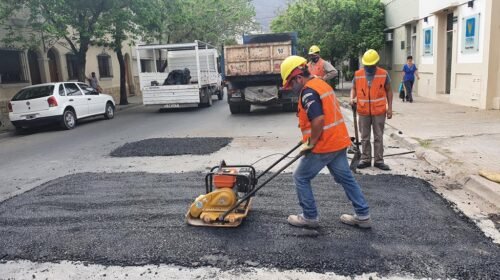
[280,55,307,88]
[362,49,380,66]
[308,45,320,55]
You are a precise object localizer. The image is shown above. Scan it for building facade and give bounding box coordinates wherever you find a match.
[0,18,139,130]
[382,0,500,110]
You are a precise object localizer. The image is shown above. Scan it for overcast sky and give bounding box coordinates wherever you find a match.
[251,0,288,32]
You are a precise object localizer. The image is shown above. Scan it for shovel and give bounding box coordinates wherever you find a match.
[349,104,362,173]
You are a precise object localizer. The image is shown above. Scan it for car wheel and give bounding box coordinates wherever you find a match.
[104,102,115,119]
[61,109,76,130]
[229,104,240,114]
[13,124,26,134]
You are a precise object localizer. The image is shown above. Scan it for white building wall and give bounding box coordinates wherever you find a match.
[384,0,498,109]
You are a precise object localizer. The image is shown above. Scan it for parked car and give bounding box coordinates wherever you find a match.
[8,82,115,131]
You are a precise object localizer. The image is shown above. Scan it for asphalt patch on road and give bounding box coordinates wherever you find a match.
[110,137,232,157]
[0,172,499,279]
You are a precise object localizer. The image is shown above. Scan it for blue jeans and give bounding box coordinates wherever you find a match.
[293,148,370,219]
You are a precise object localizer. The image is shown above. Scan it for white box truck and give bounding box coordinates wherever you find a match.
[136,41,223,108]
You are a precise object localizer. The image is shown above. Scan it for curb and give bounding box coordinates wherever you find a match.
[339,99,499,210]
[463,175,500,208]
[116,102,142,112]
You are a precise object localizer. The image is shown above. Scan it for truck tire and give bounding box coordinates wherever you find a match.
[229,104,240,114]
[217,90,223,100]
[282,102,298,112]
[240,103,251,113]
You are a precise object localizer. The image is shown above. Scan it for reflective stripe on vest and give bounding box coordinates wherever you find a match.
[354,75,387,80]
[354,67,388,116]
[297,78,352,153]
[301,119,345,135]
[320,91,334,99]
[357,97,386,103]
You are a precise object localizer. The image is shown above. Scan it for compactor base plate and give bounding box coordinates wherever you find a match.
[185,198,253,228]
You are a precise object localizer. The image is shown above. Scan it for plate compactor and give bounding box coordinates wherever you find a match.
[186,142,304,227]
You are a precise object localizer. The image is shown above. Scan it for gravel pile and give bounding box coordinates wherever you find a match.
[110,137,232,157]
[0,172,498,279]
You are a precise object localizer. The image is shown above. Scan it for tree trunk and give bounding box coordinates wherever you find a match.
[116,47,128,105]
[77,50,87,83]
[75,39,90,83]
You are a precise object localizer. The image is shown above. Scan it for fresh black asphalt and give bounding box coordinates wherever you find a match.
[110,137,233,157]
[0,172,498,279]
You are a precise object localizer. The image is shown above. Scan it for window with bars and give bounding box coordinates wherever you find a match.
[0,49,29,84]
[97,54,113,78]
[66,53,79,80]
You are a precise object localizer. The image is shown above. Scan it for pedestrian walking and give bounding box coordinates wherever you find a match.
[307,45,338,84]
[401,55,419,102]
[87,72,102,93]
[350,49,393,171]
[280,55,371,229]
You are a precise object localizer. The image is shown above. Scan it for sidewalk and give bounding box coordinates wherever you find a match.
[115,94,143,111]
[337,87,500,210]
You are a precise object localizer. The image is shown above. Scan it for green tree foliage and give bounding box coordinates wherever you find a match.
[1,0,119,82]
[97,0,163,104]
[271,0,385,64]
[158,0,257,46]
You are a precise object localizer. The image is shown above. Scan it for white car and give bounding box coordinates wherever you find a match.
[8,82,115,131]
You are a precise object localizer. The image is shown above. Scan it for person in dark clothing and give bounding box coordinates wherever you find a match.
[401,55,420,103]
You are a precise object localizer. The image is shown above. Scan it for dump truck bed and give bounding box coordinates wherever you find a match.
[224,41,292,77]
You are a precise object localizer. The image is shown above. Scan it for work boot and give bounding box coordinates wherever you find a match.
[357,161,371,169]
[374,162,390,171]
[340,214,372,229]
[287,214,319,228]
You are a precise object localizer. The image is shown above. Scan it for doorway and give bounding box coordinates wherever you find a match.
[47,48,60,82]
[445,13,454,94]
[28,50,42,85]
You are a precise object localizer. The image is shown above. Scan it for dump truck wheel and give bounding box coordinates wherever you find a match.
[229,104,240,114]
[240,103,251,113]
[283,102,297,112]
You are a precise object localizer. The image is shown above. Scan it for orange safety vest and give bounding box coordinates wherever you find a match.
[308,58,326,78]
[354,67,388,116]
[297,78,351,154]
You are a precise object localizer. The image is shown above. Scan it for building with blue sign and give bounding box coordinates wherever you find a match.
[381,0,500,110]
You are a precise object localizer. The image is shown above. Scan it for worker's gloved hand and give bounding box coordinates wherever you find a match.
[300,138,315,153]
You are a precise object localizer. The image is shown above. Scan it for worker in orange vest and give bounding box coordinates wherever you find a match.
[280,55,371,229]
[350,49,393,171]
[307,45,338,83]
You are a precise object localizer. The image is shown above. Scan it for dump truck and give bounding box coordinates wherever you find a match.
[223,33,298,114]
[135,41,223,109]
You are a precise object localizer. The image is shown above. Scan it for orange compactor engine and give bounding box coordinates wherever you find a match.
[186,161,256,227]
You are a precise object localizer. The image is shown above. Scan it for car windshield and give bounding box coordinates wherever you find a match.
[12,85,54,101]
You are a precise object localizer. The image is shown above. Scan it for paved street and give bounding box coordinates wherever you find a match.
[0,97,499,279]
